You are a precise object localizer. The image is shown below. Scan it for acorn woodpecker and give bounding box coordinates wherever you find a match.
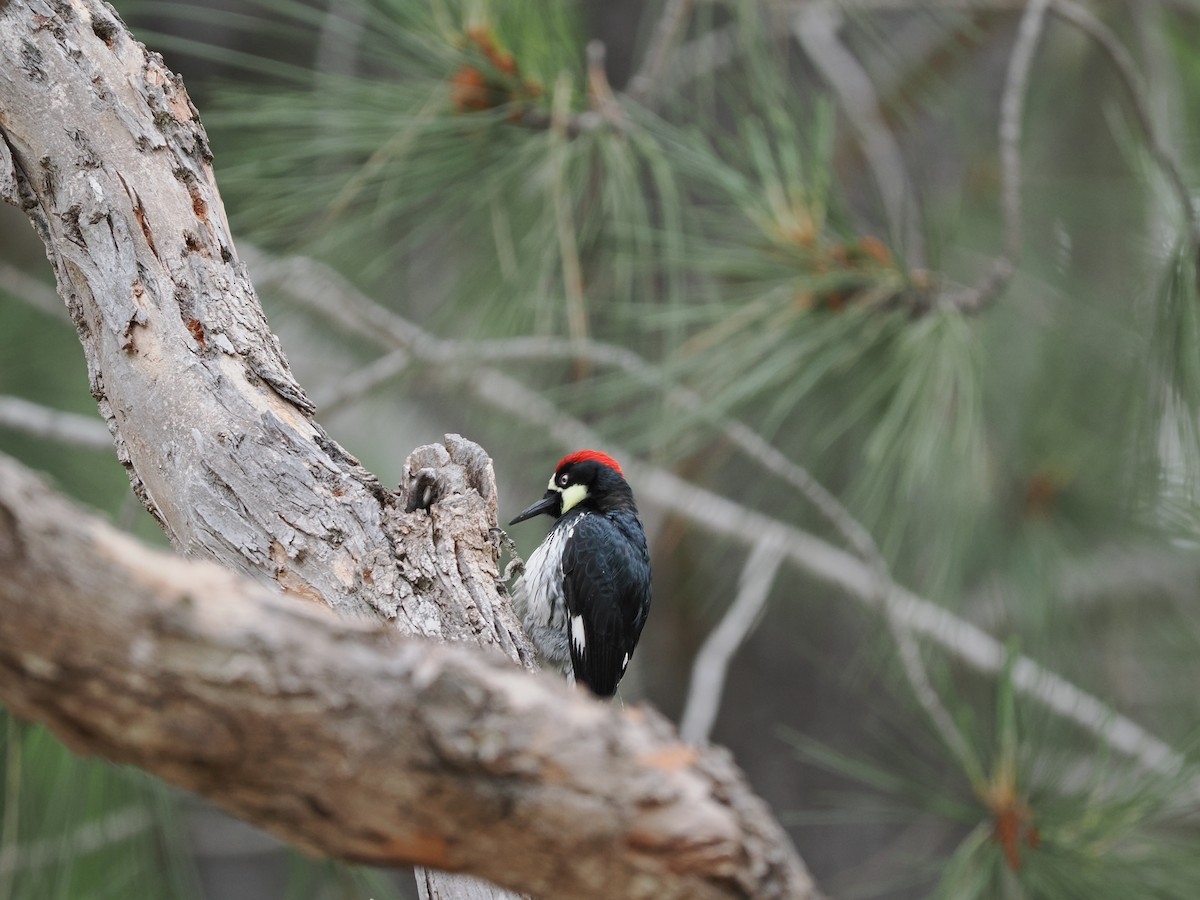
[509,450,652,697]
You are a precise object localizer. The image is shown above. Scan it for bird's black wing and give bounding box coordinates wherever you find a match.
[560,512,651,696]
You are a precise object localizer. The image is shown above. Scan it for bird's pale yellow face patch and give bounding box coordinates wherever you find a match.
[548,475,589,514]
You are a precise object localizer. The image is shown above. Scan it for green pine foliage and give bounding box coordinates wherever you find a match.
[4,0,1200,896]
[0,713,200,900]
[0,711,409,900]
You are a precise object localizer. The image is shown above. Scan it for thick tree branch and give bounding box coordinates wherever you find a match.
[0,453,817,900]
[0,6,535,899]
[0,0,335,589]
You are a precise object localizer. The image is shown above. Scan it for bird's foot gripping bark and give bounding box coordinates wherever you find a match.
[490,527,525,590]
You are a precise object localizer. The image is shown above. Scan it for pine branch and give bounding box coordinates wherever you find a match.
[939,0,1195,312]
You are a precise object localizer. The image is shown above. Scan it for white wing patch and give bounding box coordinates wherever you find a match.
[570,614,587,656]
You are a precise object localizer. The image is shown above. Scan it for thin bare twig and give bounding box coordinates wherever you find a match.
[586,41,626,129]
[1000,0,1049,267]
[627,0,697,103]
[248,248,1191,784]
[316,348,412,410]
[680,539,786,743]
[0,396,113,450]
[793,3,927,269]
[950,0,1050,313]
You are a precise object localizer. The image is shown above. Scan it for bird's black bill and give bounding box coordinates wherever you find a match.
[509,491,560,525]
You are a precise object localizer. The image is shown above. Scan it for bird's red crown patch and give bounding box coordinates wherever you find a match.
[557,450,623,476]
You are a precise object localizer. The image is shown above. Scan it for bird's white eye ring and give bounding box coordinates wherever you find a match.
[558,472,570,487]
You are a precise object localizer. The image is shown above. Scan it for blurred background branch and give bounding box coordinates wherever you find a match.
[0,398,111,451]
[948,0,1048,312]
[627,0,696,102]
[1052,0,1200,247]
[794,3,928,269]
[680,537,787,743]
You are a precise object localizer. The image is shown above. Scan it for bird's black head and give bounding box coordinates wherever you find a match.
[509,450,634,525]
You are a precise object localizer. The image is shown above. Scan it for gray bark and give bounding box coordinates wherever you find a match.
[0,0,529,659]
[0,1,817,897]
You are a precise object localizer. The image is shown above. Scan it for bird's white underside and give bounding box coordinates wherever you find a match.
[513,515,585,673]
